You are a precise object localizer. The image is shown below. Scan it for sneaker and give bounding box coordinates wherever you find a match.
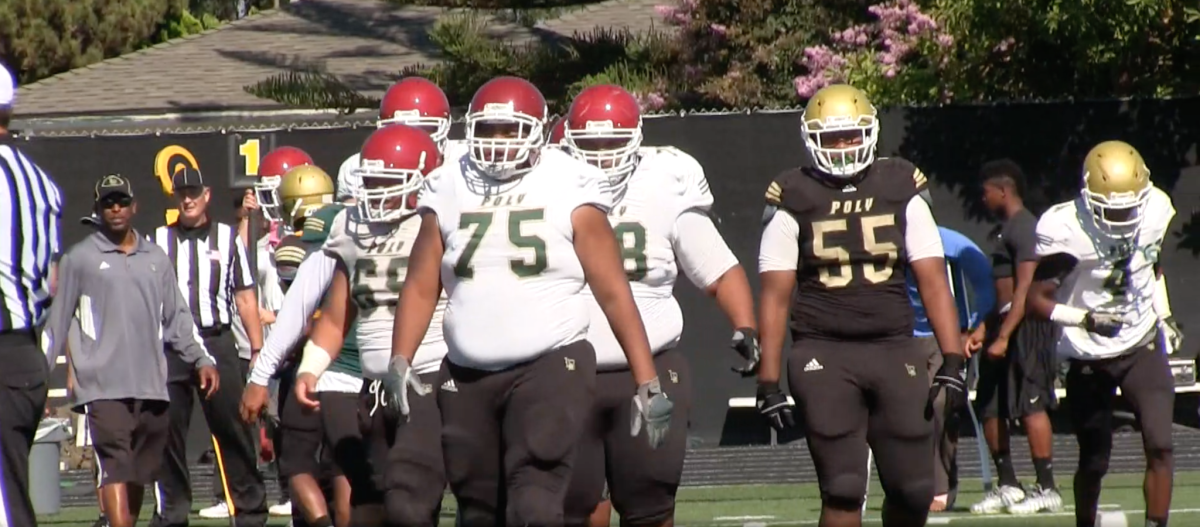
[199,501,231,519]
[1007,484,1064,515]
[970,485,1025,514]
[90,516,109,527]
[269,500,293,516]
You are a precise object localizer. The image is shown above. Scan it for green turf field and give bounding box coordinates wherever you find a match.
[37,471,1200,526]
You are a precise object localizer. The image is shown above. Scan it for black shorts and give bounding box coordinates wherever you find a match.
[565,348,691,525]
[85,399,170,486]
[276,367,323,479]
[319,388,385,505]
[439,340,596,527]
[974,318,1058,420]
[1067,334,1174,454]
[786,338,934,508]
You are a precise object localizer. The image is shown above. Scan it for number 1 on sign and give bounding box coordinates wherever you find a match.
[239,139,261,176]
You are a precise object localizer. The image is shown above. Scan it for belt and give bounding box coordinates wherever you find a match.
[198,326,229,338]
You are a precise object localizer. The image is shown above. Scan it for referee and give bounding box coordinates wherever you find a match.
[0,65,63,527]
[148,168,268,527]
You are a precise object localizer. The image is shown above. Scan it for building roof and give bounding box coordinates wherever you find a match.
[13,0,668,119]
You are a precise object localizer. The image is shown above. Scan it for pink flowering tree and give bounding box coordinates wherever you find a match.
[793,0,959,106]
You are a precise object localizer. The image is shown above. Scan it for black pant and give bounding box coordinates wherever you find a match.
[150,333,267,527]
[0,331,49,527]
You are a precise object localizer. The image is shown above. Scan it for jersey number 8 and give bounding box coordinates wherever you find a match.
[812,214,899,288]
[454,209,549,279]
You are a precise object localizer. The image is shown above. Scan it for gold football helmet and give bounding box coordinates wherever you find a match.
[801,84,879,177]
[1082,140,1152,238]
[278,165,335,233]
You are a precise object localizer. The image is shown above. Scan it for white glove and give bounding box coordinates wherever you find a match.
[383,355,429,417]
[1160,317,1184,354]
[630,377,673,449]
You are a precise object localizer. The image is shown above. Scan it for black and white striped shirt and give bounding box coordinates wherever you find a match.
[0,134,63,333]
[151,221,254,330]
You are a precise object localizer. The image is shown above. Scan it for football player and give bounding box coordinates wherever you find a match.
[757,84,965,527]
[966,160,1062,515]
[388,76,669,526]
[290,124,448,527]
[557,84,758,527]
[255,146,316,231]
[1026,141,1177,527]
[339,77,452,197]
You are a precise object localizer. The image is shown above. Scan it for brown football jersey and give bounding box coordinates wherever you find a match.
[764,158,929,341]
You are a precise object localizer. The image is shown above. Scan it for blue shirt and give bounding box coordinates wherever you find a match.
[908,227,995,337]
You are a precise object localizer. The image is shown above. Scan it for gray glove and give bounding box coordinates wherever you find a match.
[1084,311,1123,338]
[383,355,429,417]
[630,377,673,449]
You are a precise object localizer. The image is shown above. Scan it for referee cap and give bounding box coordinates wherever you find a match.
[171,167,205,190]
[300,204,344,243]
[0,65,13,107]
[94,173,135,201]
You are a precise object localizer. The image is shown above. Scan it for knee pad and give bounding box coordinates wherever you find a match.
[1077,448,1111,479]
[507,485,564,527]
[821,473,868,510]
[886,478,935,514]
[455,501,497,527]
[385,490,439,527]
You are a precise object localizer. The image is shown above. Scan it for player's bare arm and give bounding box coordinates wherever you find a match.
[988,260,1037,358]
[705,266,756,328]
[294,262,356,409]
[573,204,659,385]
[756,271,794,386]
[390,211,445,365]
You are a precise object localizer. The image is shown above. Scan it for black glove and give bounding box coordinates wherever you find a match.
[730,328,761,377]
[756,382,795,432]
[1083,311,1123,338]
[929,353,967,419]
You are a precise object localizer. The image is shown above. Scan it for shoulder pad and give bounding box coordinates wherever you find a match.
[764,168,816,215]
[873,157,928,197]
[642,147,713,212]
[321,208,356,269]
[1034,201,1078,256]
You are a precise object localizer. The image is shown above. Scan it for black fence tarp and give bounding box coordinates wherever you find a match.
[17,98,1200,446]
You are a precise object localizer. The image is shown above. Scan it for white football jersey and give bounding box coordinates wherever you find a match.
[583,147,725,369]
[418,147,612,370]
[1035,187,1175,360]
[323,208,448,377]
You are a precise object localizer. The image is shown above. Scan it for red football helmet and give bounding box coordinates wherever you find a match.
[465,76,548,179]
[547,117,567,145]
[564,85,643,184]
[353,124,442,222]
[378,77,452,151]
[256,146,314,222]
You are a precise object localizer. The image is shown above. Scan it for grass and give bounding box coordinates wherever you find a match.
[38,471,1200,526]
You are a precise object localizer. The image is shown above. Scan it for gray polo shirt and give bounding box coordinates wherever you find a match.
[42,230,215,407]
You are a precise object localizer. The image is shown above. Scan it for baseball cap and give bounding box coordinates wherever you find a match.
[171,167,205,190]
[273,235,309,283]
[94,173,135,201]
[300,204,345,243]
[0,66,14,107]
[80,213,100,226]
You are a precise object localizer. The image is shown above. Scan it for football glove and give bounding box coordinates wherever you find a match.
[756,382,795,432]
[631,377,673,449]
[929,353,967,419]
[730,328,761,377]
[1084,311,1123,338]
[383,355,430,418]
[1161,316,1184,354]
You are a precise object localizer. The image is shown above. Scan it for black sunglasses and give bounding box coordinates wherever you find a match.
[99,195,133,209]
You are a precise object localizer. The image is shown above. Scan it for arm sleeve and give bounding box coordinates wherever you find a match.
[248,251,338,386]
[758,209,800,272]
[230,233,255,292]
[957,239,996,328]
[904,195,944,262]
[672,211,739,289]
[40,251,80,369]
[160,255,214,368]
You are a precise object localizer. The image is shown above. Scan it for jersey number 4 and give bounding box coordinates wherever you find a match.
[351,257,406,316]
[454,209,548,279]
[812,214,899,288]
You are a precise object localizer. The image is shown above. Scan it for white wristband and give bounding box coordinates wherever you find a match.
[297,341,334,378]
[1049,304,1088,327]
[1154,275,1172,318]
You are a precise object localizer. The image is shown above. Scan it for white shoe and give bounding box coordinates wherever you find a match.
[1007,484,1064,515]
[199,501,231,519]
[970,485,1025,514]
[269,501,293,516]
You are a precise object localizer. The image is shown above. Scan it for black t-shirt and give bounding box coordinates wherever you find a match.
[764,157,928,342]
[990,208,1039,279]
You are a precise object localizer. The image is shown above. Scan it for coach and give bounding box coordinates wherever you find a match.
[0,65,62,527]
[148,168,268,527]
